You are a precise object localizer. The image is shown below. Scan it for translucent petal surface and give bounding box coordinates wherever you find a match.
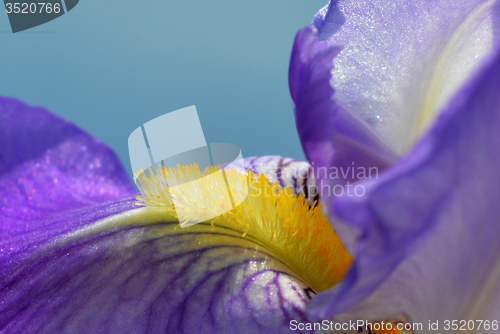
[314,0,500,152]
[289,25,398,250]
[308,47,500,325]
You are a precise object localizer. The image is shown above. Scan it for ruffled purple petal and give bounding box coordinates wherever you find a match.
[308,47,500,323]
[0,97,135,256]
[294,0,500,322]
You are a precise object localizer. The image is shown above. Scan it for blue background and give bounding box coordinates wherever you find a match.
[0,1,326,178]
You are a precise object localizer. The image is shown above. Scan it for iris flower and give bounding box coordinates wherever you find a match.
[1,1,499,334]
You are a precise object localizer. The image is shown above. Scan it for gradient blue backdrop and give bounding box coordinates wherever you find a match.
[0,1,326,179]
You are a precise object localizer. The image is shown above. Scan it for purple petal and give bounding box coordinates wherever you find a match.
[308,47,500,324]
[289,26,398,177]
[289,25,398,247]
[0,97,135,256]
[0,206,316,334]
[312,0,500,152]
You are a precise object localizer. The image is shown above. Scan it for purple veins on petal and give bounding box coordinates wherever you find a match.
[0,218,316,334]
